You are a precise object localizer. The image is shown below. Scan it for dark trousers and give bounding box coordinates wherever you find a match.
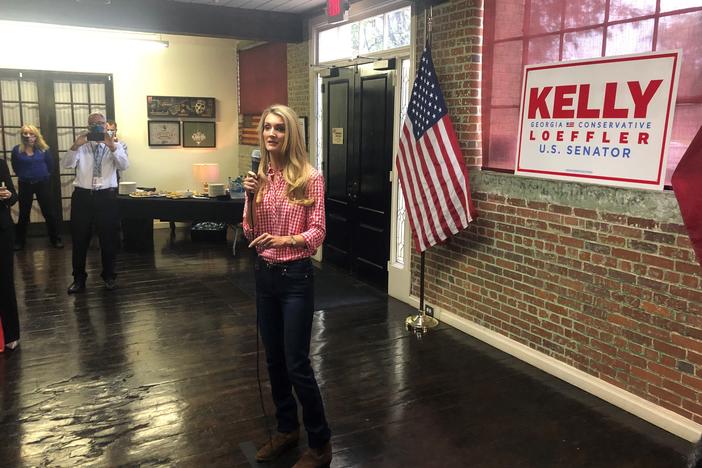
[16,179,61,245]
[255,257,331,449]
[70,188,119,282]
[0,226,19,343]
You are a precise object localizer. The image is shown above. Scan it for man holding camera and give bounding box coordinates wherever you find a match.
[62,112,129,294]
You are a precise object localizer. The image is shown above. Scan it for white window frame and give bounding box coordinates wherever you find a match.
[308,0,415,304]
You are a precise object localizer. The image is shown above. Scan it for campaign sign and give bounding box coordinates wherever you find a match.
[515,51,680,190]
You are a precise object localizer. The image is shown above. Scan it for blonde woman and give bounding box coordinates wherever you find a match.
[243,104,332,468]
[11,124,62,250]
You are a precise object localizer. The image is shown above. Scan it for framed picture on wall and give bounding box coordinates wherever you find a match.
[146,96,216,119]
[183,121,216,148]
[148,120,181,146]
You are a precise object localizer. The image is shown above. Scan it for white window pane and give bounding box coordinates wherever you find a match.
[359,14,384,54]
[528,34,560,64]
[657,10,702,97]
[89,83,106,103]
[318,25,354,62]
[396,185,406,265]
[316,74,323,172]
[660,0,702,12]
[1,80,19,101]
[19,81,38,102]
[57,128,75,152]
[605,20,654,56]
[384,6,411,50]
[22,103,40,126]
[90,105,106,117]
[3,103,21,127]
[563,28,603,60]
[3,129,20,149]
[55,104,73,127]
[609,0,656,21]
[61,176,75,197]
[72,82,88,103]
[54,82,71,102]
[74,105,90,127]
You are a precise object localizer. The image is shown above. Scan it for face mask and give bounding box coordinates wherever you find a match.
[106,130,115,137]
[90,124,105,133]
[21,136,30,143]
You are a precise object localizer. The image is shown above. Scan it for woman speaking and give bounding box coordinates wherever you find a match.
[243,104,332,468]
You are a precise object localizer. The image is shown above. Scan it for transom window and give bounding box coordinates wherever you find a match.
[483,0,702,185]
[317,6,411,63]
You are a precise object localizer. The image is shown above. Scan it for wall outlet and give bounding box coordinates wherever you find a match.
[425,305,434,317]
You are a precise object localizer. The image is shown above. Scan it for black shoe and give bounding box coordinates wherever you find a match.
[13,242,24,251]
[104,278,117,291]
[52,238,64,249]
[67,281,85,294]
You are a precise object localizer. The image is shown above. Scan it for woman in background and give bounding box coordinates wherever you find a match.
[243,104,332,468]
[11,124,62,250]
[0,156,20,350]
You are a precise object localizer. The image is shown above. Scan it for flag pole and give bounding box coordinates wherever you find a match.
[406,5,439,335]
[405,250,439,333]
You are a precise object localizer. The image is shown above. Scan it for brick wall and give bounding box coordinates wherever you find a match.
[416,0,483,166]
[412,0,702,424]
[287,41,310,120]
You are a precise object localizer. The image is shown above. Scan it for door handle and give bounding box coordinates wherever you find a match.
[347,181,359,201]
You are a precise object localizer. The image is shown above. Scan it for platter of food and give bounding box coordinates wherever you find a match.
[128,191,161,198]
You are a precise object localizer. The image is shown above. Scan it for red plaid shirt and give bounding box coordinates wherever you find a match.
[243,165,326,263]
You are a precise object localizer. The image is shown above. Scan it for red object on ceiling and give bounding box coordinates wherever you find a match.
[327,0,341,17]
[239,42,288,115]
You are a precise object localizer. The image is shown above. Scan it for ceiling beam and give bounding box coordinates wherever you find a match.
[0,0,304,43]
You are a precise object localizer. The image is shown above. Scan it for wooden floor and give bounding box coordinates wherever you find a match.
[0,228,694,467]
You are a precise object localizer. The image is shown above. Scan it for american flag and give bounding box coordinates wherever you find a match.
[396,45,476,252]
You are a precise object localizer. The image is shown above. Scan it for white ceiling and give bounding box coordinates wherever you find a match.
[167,0,327,14]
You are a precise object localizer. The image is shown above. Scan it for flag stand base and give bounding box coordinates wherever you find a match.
[407,250,439,335]
[405,312,438,333]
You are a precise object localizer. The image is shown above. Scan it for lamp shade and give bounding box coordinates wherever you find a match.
[192,163,220,183]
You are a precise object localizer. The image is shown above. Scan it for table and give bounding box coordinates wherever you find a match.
[117,195,245,252]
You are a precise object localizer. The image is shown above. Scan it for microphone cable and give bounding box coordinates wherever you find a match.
[249,180,273,452]
[256,304,273,451]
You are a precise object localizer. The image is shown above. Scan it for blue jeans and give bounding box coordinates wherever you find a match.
[255,257,331,449]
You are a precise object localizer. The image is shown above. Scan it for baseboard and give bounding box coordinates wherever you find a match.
[408,296,702,442]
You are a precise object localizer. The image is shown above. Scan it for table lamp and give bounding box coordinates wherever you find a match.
[192,163,220,196]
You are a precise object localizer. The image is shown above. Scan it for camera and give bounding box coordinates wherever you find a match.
[87,124,105,142]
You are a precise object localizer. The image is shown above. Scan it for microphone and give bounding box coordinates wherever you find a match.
[248,149,261,230]
[251,149,261,174]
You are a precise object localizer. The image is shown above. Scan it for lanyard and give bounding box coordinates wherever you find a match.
[90,142,108,178]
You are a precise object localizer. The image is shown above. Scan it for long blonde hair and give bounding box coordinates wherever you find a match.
[21,124,49,151]
[255,104,314,206]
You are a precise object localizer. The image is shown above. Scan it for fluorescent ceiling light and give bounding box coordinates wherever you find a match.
[0,20,169,53]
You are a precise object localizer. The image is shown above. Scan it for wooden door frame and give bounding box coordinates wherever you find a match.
[0,68,114,226]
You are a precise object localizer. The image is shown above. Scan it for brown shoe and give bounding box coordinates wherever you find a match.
[292,441,332,468]
[255,429,299,462]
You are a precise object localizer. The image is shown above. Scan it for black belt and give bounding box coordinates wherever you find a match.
[74,187,117,193]
[256,256,310,269]
[73,187,117,195]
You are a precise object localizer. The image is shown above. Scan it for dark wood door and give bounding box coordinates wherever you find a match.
[322,64,395,289]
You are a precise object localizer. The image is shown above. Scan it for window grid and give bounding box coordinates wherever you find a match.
[483,0,702,180]
[54,80,107,220]
[0,77,45,222]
